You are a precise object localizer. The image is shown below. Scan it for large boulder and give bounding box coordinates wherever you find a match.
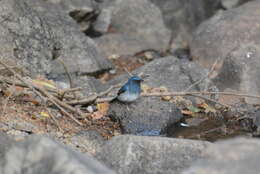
[94,0,171,57]
[0,135,116,174]
[150,0,221,49]
[96,135,211,174]
[109,98,183,136]
[46,0,97,32]
[190,0,260,68]
[213,43,260,104]
[221,0,253,9]
[108,57,211,135]
[183,137,260,174]
[0,133,14,157]
[0,0,112,78]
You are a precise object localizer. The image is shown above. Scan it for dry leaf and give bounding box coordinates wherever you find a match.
[97,102,110,115]
[4,86,26,97]
[141,84,152,93]
[161,96,172,101]
[151,86,168,93]
[187,105,201,113]
[40,111,50,118]
[181,110,194,115]
[198,103,216,113]
[90,102,110,120]
[108,54,120,60]
[91,111,104,120]
[21,95,40,105]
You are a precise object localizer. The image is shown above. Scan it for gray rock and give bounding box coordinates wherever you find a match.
[0,135,116,174]
[221,0,252,9]
[96,135,211,174]
[251,110,260,135]
[111,57,210,92]
[190,0,260,68]
[46,0,97,32]
[0,0,112,78]
[69,130,105,154]
[109,98,183,135]
[0,132,14,157]
[213,43,260,104]
[94,0,171,56]
[93,8,112,34]
[43,73,107,98]
[47,0,94,13]
[150,0,221,49]
[108,57,211,135]
[183,137,260,174]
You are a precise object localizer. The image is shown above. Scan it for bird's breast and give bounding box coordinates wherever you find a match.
[117,92,139,102]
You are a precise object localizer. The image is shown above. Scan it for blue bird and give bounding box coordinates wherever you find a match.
[117,76,143,103]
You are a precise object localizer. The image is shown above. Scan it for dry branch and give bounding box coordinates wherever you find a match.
[67,83,122,105]
[184,58,220,92]
[141,91,260,99]
[0,59,82,126]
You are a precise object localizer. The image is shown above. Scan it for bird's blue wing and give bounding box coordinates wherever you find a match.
[118,84,128,95]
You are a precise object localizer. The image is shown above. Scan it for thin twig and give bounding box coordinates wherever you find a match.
[123,67,133,76]
[1,77,16,117]
[96,96,116,103]
[57,59,74,88]
[67,83,122,105]
[0,76,57,93]
[46,108,63,132]
[59,87,82,94]
[142,91,260,99]
[0,59,82,126]
[189,94,230,108]
[0,60,47,102]
[184,58,220,92]
[58,87,82,101]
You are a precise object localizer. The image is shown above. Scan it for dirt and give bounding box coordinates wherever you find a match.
[0,94,120,142]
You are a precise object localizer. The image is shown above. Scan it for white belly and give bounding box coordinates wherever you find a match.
[117,92,139,102]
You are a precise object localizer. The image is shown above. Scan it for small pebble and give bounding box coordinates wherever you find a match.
[108,54,120,60]
[87,106,94,113]
[144,51,154,60]
[109,69,116,74]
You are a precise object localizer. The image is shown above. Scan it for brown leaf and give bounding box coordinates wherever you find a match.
[161,96,172,101]
[198,103,216,113]
[4,86,25,97]
[181,110,193,115]
[97,102,110,115]
[91,111,105,120]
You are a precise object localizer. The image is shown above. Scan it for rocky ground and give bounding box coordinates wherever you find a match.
[0,0,260,174]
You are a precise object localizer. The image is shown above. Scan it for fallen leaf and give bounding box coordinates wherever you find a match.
[181,110,193,115]
[151,86,168,93]
[187,105,201,113]
[97,102,110,115]
[20,95,40,105]
[141,84,152,93]
[40,111,50,118]
[3,86,26,97]
[91,111,104,120]
[198,103,216,113]
[161,96,172,101]
[108,54,120,60]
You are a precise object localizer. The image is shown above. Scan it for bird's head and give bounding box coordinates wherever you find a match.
[129,76,143,83]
